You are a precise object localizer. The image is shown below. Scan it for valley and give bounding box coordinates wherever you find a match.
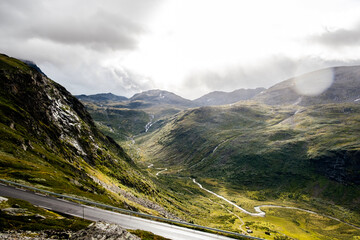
[0,53,359,239]
[82,65,360,239]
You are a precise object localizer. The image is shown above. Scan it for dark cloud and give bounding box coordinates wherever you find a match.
[0,0,161,51]
[0,0,161,97]
[311,24,360,48]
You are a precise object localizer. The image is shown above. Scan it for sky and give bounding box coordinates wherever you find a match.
[1,0,360,99]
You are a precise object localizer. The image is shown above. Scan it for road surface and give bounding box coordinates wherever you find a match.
[192,179,360,230]
[0,184,240,240]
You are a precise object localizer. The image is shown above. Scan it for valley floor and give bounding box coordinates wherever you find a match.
[131,147,360,240]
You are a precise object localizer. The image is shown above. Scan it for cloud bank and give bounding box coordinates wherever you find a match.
[1,0,360,99]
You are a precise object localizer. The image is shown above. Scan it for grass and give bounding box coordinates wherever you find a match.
[71,98,360,239]
[2,53,360,239]
[0,53,179,221]
[129,229,172,240]
[0,197,91,231]
[144,173,360,239]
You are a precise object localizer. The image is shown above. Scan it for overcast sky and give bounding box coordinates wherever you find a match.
[1,0,360,99]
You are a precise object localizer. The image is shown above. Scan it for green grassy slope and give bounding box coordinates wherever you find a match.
[81,100,186,141]
[133,101,360,239]
[138,101,360,212]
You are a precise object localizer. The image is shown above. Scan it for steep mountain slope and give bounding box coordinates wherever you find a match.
[253,66,360,106]
[193,88,265,106]
[0,54,176,217]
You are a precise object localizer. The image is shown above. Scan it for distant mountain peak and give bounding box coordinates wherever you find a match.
[130,89,194,107]
[193,87,265,106]
[76,93,128,102]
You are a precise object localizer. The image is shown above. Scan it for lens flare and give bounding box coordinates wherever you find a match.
[293,68,334,96]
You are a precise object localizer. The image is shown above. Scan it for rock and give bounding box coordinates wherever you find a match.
[0,197,8,203]
[35,214,46,220]
[3,207,27,215]
[69,222,141,240]
[0,222,141,239]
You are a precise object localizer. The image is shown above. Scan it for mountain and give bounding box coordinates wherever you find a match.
[70,63,360,238]
[76,93,128,102]
[193,88,265,106]
[0,54,179,218]
[253,66,360,105]
[139,101,360,209]
[129,89,194,108]
[76,90,196,140]
[76,88,266,140]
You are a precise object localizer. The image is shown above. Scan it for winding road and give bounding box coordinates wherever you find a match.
[0,183,262,240]
[193,179,265,217]
[192,179,360,230]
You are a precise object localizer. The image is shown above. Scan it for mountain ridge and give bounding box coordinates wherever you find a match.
[76,87,267,108]
[253,65,360,105]
[193,88,265,106]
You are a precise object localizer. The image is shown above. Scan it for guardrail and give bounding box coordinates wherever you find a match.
[0,178,264,240]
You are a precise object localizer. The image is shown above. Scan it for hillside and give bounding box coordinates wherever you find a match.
[130,89,194,108]
[193,88,265,106]
[76,88,266,141]
[76,93,128,102]
[0,54,179,218]
[140,101,360,189]
[137,101,360,227]
[253,66,360,105]
[77,90,196,141]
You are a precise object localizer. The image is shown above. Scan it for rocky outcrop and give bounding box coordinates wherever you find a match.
[0,222,140,240]
[1,54,132,167]
[70,222,140,240]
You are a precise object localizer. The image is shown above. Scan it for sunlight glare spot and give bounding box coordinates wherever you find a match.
[293,68,334,96]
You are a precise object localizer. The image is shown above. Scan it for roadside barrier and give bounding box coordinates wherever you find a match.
[0,178,264,240]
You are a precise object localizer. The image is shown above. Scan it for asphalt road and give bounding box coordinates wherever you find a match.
[0,184,237,240]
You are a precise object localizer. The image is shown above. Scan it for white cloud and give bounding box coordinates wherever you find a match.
[1,0,360,99]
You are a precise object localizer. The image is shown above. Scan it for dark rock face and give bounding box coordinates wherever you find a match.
[311,150,360,185]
